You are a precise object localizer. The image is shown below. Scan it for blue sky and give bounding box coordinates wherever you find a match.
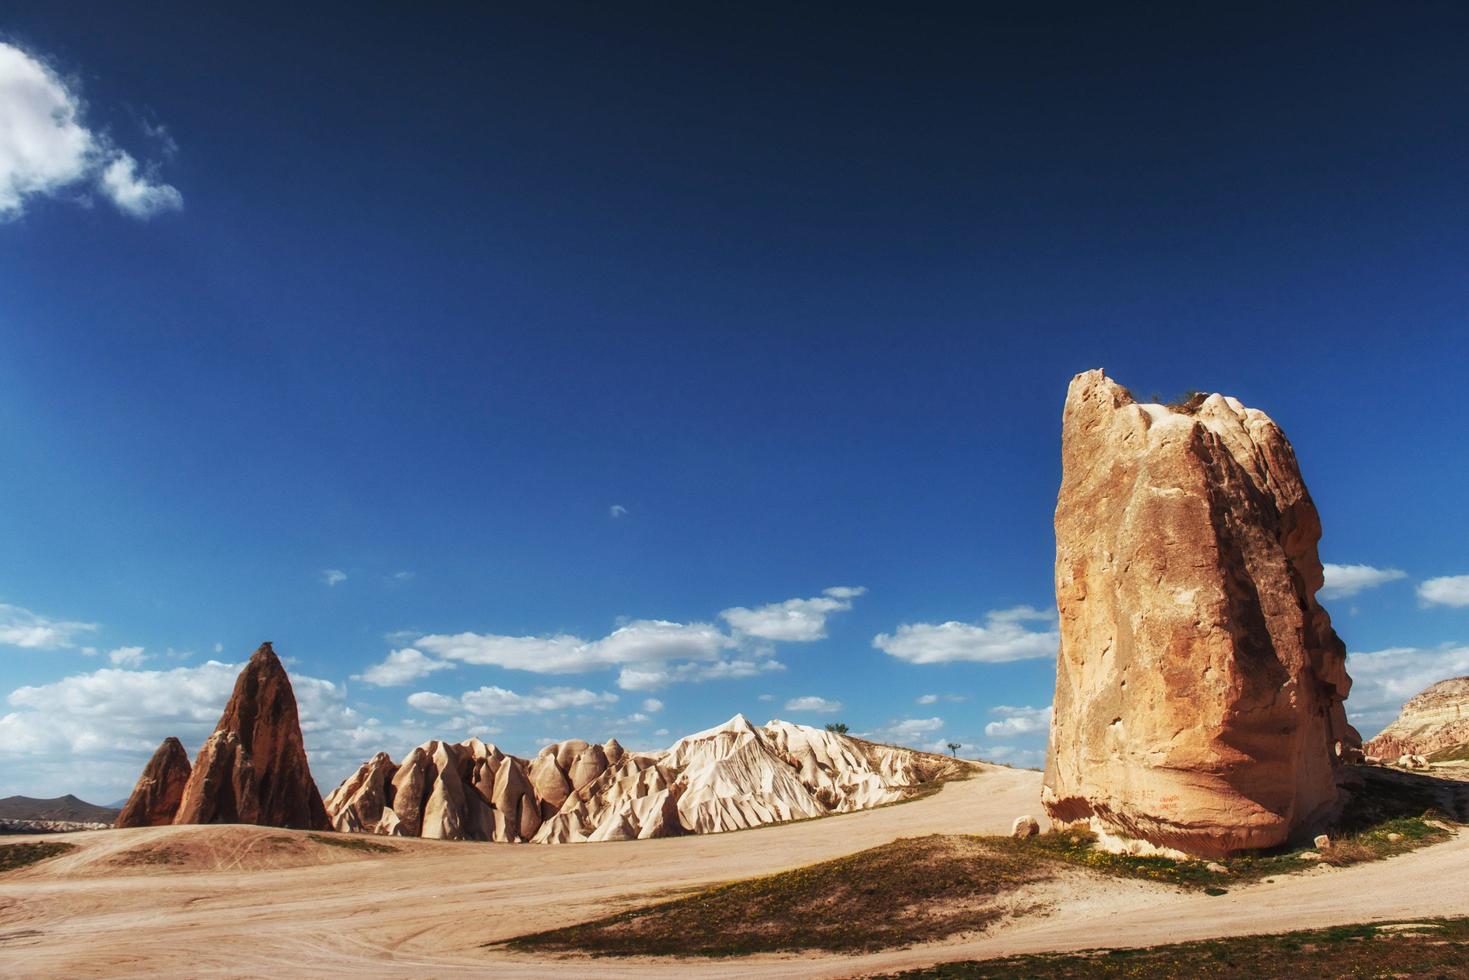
[2,3,1467,802]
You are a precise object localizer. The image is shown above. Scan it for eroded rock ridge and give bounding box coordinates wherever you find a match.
[326,715,963,843]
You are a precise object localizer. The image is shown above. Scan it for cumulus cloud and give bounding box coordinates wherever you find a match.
[459,685,617,716]
[784,695,843,714]
[1346,644,1469,735]
[720,586,866,642]
[874,717,945,742]
[874,606,1057,664]
[916,693,967,705]
[609,504,628,518]
[353,648,453,687]
[1418,575,1469,608]
[416,619,733,674]
[641,698,663,713]
[0,602,98,650]
[983,704,1052,738]
[321,569,348,587]
[616,657,783,691]
[0,660,387,797]
[107,646,147,668]
[1319,563,1407,600]
[405,691,461,715]
[0,42,182,219]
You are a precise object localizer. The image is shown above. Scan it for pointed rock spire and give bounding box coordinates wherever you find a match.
[115,736,192,828]
[173,642,330,830]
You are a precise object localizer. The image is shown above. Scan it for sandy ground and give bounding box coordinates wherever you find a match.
[0,764,1464,978]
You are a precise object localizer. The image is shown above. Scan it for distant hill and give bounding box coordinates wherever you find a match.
[0,795,120,823]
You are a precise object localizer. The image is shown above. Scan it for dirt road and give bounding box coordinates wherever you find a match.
[1,764,1464,978]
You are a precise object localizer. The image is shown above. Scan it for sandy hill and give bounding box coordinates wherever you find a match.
[326,714,968,843]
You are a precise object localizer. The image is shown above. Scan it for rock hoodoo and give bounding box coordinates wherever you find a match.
[1364,677,1469,762]
[115,736,192,828]
[325,715,966,843]
[172,642,331,830]
[1043,370,1358,858]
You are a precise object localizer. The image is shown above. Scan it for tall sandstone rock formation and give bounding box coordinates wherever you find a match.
[1043,370,1358,858]
[1364,677,1469,761]
[115,737,192,828]
[173,642,330,830]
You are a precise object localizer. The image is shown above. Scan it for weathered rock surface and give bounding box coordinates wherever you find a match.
[1043,370,1358,858]
[173,643,330,830]
[323,752,396,833]
[115,737,192,828]
[327,715,965,844]
[1364,677,1469,762]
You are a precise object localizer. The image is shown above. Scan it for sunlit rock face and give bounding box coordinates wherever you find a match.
[115,737,191,828]
[1042,370,1357,858]
[1365,677,1469,761]
[172,642,331,830]
[326,715,966,844]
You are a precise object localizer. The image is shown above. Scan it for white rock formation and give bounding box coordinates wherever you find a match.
[326,714,965,845]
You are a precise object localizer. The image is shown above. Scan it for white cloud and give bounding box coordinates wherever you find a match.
[353,648,453,687]
[416,619,732,674]
[107,646,147,668]
[874,606,1058,664]
[874,717,945,742]
[783,695,843,714]
[404,682,624,722]
[616,657,783,692]
[459,685,617,715]
[1346,644,1469,735]
[1418,575,1469,608]
[0,602,98,650]
[213,642,224,654]
[1320,563,1407,600]
[98,150,182,218]
[0,42,182,219]
[916,693,967,705]
[405,691,460,715]
[609,504,628,518]
[984,704,1052,738]
[322,569,348,586]
[641,698,663,713]
[720,586,865,642]
[0,659,390,797]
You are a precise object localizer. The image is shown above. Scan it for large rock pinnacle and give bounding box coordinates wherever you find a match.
[173,642,330,830]
[1042,370,1358,857]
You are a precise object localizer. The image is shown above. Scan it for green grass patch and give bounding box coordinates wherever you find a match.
[882,916,1469,978]
[0,840,75,874]
[503,834,1052,956]
[306,833,398,854]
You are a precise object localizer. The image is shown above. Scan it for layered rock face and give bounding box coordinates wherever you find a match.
[115,737,192,828]
[327,715,962,844]
[1043,370,1358,858]
[1364,677,1469,761]
[172,643,330,830]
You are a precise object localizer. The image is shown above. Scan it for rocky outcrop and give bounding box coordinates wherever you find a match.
[173,643,330,830]
[115,737,192,828]
[323,752,397,833]
[327,715,965,844]
[1043,371,1358,858]
[1365,677,1469,761]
